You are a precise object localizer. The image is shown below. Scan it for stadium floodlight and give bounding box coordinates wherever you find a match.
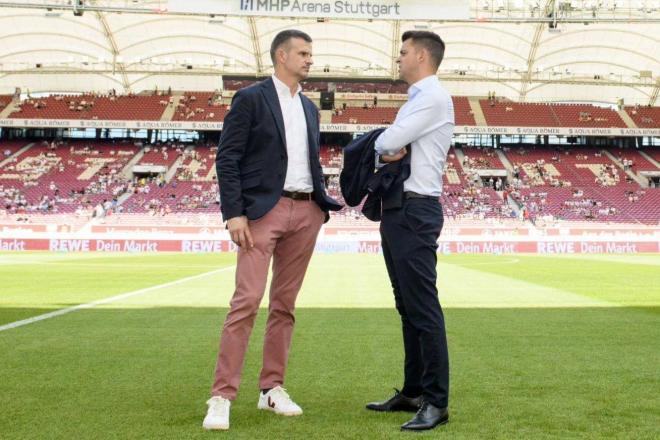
[73,0,84,17]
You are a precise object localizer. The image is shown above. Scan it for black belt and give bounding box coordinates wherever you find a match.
[282,190,313,201]
[404,191,437,201]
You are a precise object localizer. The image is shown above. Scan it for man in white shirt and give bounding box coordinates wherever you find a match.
[365,31,454,432]
[203,30,340,431]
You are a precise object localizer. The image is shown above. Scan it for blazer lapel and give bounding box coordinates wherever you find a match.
[261,78,287,150]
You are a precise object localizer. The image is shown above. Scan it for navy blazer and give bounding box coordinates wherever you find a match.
[339,129,411,221]
[216,78,342,222]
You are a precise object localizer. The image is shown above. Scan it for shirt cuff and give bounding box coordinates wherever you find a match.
[374,151,385,168]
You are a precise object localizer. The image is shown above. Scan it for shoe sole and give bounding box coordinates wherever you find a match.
[258,405,303,416]
[400,418,449,431]
[202,423,229,430]
[366,406,419,413]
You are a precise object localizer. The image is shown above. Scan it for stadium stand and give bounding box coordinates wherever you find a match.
[550,104,627,128]
[624,106,660,128]
[332,97,476,125]
[331,106,398,124]
[503,145,658,223]
[0,139,138,215]
[225,79,410,94]
[0,78,658,228]
[479,100,628,128]
[461,145,506,169]
[479,99,560,126]
[0,94,13,113]
[320,145,342,169]
[0,140,30,160]
[453,96,477,126]
[119,180,219,215]
[642,146,660,164]
[9,92,171,120]
[172,92,229,121]
[2,136,658,227]
[609,147,659,171]
[137,144,181,168]
[175,144,217,181]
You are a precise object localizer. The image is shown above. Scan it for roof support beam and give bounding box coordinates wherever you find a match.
[390,20,400,81]
[520,0,553,101]
[95,11,129,91]
[247,17,263,75]
[649,79,660,106]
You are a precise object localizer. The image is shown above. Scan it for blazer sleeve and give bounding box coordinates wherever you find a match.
[216,89,253,221]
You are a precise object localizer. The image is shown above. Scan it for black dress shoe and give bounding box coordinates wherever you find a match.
[366,389,423,412]
[400,402,449,431]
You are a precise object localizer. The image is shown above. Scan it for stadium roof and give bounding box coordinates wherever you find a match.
[0,0,658,105]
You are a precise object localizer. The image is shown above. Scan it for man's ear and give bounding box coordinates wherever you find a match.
[277,45,290,65]
[418,47,428,64]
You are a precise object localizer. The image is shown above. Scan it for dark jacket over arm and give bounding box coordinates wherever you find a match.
[339,128,411,221]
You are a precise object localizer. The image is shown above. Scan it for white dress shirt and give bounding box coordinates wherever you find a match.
[374,75,454,197]
[272,74,314,193]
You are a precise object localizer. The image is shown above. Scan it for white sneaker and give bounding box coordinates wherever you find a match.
[257,386,303,416]
[202,396,231,430]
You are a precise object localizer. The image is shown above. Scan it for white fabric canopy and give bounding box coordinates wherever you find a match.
[0,1,657,104]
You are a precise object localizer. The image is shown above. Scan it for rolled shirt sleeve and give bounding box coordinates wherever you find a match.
[374,91,446,156]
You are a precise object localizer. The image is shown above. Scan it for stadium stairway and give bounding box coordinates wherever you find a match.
[453,146,483,188]
[496,149,515,172]
[114,191,134,212]
[159,93,183,121]
[119,148,146,179]
[453,146,468,171]
[602,149,648,187]
[0,142,33,167]
[506,192,523,219]
[616,109,638,128]
[468,97,487,126]
[0,96,21,118]
[164,145,192,182]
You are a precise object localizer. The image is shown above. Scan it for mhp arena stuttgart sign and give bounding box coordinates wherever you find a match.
[168,0,469,20]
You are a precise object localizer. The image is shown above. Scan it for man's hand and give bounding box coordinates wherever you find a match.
[380,147,408,163]
[227,216,254,249]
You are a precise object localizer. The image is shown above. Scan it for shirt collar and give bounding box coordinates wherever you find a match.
[408,75,438,99]
[272,74,301,99]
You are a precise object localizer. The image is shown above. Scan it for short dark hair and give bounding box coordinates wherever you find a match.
[270,29,312,65]
[401,30,445,70]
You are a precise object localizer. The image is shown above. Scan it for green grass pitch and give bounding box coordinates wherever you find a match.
[0,252,658,439]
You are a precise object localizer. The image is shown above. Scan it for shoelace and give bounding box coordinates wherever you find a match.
[208,398,229,415]
[270,387,293,403]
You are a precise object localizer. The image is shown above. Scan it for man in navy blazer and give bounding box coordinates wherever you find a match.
[216,72,341,224]
[204,30,341,431]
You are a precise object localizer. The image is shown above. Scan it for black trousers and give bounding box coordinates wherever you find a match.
[380,197,449,408]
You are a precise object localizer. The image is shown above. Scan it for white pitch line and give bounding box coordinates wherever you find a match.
[0,265,235,333]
